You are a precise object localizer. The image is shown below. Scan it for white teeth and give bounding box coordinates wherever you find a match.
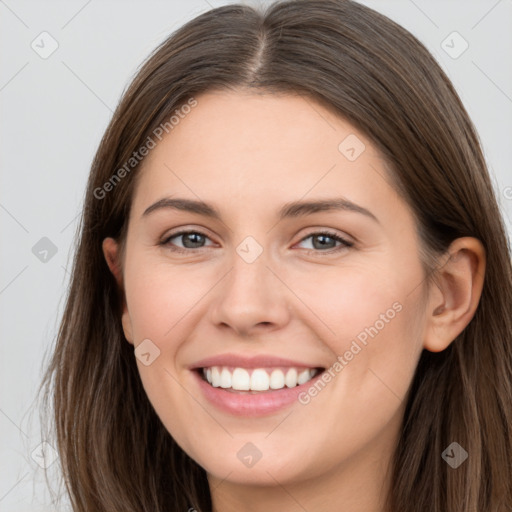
[202,366,319,391]
[285,368,298,388]
[251,369,270,391]
[220,368,232,388]
[231,368,250,390]
[269,369,285,389]
[297,369,311,385]
[211,367,221,387]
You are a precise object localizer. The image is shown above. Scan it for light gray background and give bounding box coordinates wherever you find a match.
[1,0,511,510]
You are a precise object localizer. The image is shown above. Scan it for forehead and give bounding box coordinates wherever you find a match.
[162,90,354,160]
[130,90,404,224]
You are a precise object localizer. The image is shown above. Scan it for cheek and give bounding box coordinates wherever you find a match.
[122,257,219,428]
[124,257,208,341]
[122,260,198,441]
[306,257,425,397]
[296,262,405,340]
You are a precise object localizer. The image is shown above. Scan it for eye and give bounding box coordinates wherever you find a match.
[160,229,353,255]
[160,230,215,253]
[296,231,353,253]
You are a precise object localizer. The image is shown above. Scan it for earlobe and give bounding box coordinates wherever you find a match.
[121,311,134,345]
[102,237,134,345]
[423,237,486,353]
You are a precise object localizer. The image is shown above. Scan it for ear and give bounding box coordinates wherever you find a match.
[423,237,486,352]
[102,237,134,345]
[102,237,124,288]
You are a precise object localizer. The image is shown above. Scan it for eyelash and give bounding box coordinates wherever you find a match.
[159,229,354,255]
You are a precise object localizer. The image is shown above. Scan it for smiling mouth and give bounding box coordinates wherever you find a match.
[197,366,325,393]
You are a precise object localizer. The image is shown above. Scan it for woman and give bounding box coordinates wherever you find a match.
[39,0,512,510]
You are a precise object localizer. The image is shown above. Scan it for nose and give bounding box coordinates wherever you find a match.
[208,248,292,338]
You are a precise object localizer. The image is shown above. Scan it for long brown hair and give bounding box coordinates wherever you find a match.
[38,0,512,510]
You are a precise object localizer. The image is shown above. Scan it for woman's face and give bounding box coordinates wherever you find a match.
[106,91,431,491]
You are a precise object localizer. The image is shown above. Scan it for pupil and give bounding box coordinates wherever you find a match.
[313,234,334,250]
[184,233,204,248]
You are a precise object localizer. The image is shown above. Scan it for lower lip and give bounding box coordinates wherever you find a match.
[192,369,324,417]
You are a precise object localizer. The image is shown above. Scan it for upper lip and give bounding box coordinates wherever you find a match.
[190,354,325,370]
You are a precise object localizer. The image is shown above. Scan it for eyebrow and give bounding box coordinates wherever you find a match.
[142,197,379,224]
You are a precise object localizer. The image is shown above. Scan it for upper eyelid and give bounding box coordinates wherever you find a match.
[162,228,216,244]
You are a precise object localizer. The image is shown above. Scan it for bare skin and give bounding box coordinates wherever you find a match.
[103,90,485,512]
